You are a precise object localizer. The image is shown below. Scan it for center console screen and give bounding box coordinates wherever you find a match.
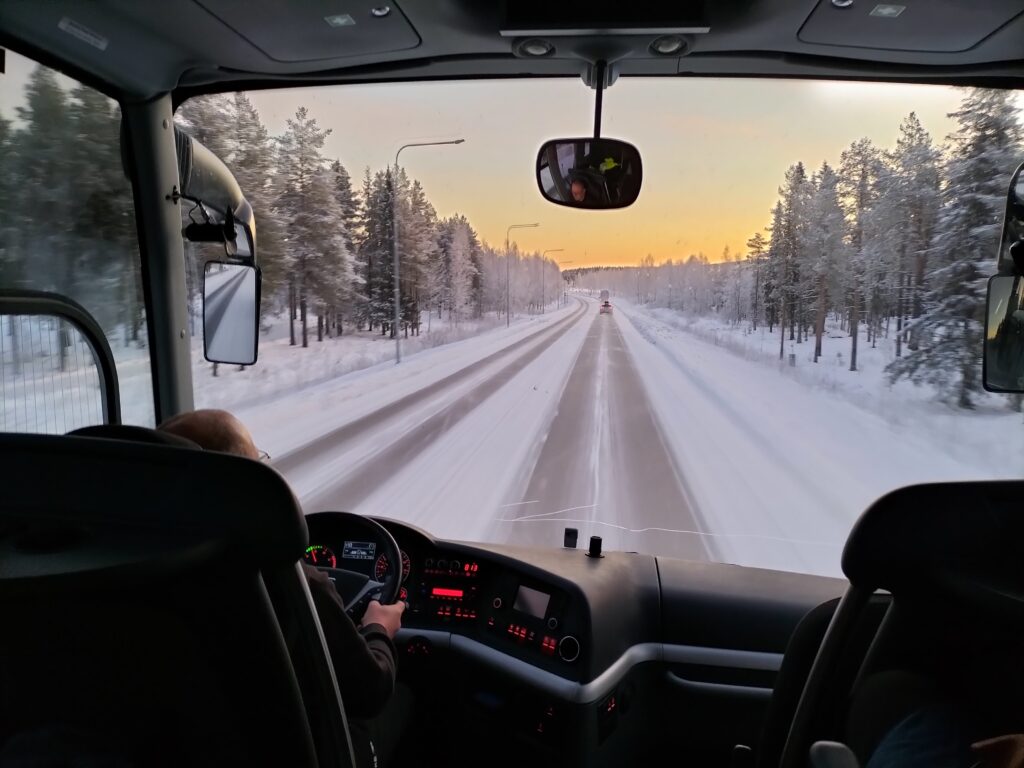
[513,584,550,618]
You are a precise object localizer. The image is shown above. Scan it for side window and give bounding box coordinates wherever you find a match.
[0,313,108,433]
[0,49,154,432]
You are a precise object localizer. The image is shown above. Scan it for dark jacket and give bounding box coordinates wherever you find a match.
[303,564,398,719]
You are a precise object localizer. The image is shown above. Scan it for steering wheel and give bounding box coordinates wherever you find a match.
[304,511,402,622]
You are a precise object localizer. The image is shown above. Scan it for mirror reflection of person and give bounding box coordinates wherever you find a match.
[566,170,605,208]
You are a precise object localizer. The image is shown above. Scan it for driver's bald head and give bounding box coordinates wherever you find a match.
[158,409,259,460]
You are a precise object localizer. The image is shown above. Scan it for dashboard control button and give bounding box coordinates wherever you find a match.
[492,597,503,609]
[451,560,461,571]
[547,617,558,630]
[558,635,580,663]
[437,559,448,570]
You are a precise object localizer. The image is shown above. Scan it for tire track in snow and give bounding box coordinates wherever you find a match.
[298,300,592,511]
[273,299,588,478]
[500,309,709,561]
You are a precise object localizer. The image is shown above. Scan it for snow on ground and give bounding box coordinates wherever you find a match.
[615,299,1024,577]
[233,301,575,458]
[352,305,591,544]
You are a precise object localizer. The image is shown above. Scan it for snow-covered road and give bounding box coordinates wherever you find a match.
[260,297,719,563]
[249,293,1019,579]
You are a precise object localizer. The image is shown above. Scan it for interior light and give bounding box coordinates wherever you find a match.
[518,38,554,57]
[370,6,391,17]
[649,35,687,56]
[831,0,854,6]
[869,4,906,17]
[324,14,355,27]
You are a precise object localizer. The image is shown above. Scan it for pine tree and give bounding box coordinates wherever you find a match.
[230,93,289,312]
[889,89,1023,407]
[890,112,941,353]
[746,232,768,330]
[805,162,846,362]
[274,106,356,347]
[839,138,885,371]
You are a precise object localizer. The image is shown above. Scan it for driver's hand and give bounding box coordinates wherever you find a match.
[361,599,405,639]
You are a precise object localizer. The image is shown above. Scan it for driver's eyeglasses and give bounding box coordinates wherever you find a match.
[257,449,271,463]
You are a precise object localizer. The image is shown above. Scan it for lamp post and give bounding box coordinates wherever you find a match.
[506,222,539,327]
[558,260,573,307]
[392,139,465,363]
[541,249,563,314]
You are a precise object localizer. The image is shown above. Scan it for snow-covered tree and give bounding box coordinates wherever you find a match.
[274,106,357,347]
[805,162,846,362]
[838,138,885,371]
[889,88,1023,407]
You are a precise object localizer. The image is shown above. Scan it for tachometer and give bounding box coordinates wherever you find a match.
[304,544,337,569]
[374,550,411,583]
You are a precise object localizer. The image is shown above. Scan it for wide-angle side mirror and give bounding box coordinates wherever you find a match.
[203,261,261,365]
[175,126,262,363]
[536,138,642,210]
[984,164,1024,391]
[984,275,1024,392]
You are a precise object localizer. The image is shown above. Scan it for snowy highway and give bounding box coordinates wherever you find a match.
[243,292,1019,580]
[496,303,708,562]
[261,296,709,561]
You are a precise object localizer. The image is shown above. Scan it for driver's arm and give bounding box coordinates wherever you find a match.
[303,563,399,719]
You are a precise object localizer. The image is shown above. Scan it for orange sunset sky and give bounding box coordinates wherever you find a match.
[247,78,984,268]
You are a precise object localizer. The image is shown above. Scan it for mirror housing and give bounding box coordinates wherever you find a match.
[536,138,642,209]
[997,162,1024,275]
[984,165,1024,391]
[175,126,257,263]
[203,261,261,365]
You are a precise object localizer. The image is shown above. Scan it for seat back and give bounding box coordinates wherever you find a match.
[0,433,351,767]
[778,480,1024,768]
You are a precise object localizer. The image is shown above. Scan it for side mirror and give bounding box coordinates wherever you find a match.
[984,275,1024,392]
[203,261,261,365]
[536,138,642,210]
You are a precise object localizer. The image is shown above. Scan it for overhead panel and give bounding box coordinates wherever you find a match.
[798,0,1024,53]
[194,0,420,63]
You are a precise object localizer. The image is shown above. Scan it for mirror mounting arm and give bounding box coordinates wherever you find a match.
[1011,241,1024,275]
[594,60,606,139]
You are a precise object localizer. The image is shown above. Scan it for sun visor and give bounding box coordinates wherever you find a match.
[798,0,1024,53]
[194,0,420,63]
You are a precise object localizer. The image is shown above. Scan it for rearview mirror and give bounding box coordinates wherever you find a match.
[536,138,642,210]
[204,262,261,365]
[984,275,1024,392]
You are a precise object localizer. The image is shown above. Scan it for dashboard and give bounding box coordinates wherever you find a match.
[304,514,588,680]
[303,512,848,766]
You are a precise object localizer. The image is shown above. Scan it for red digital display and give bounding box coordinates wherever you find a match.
[432,587,464,598]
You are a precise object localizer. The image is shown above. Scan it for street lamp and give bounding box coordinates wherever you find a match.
[506,222,539,327]
[541,249,563,314]
[558,259,573,307]
[393,139,465,363]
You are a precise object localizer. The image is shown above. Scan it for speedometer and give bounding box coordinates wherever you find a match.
[374,550,411,583]
[304,544,337,569]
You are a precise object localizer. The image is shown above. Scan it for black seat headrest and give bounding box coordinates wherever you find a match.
[842,480,1024,615]
[68,423,200,449]
[0,432,306,566]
